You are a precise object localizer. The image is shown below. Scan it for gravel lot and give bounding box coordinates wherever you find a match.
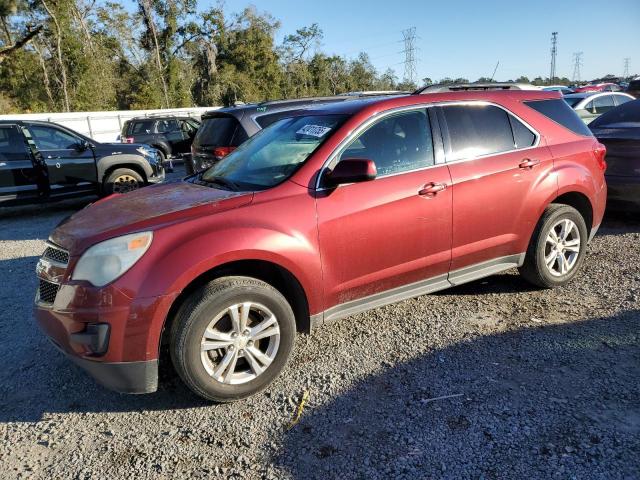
[1,172,639,479]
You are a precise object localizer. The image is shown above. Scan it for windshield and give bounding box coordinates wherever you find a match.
[200,114,348,190]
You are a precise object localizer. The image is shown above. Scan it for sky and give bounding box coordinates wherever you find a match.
[204,0,640,83]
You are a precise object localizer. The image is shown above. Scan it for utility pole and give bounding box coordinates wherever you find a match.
[401,27,418,85]
[572,52,583,83]
[623,58,630,79]
[549,32,558,83]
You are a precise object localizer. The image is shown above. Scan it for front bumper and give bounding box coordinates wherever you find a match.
[34,247,177,394]
[148,166,165,184]
[606,174,640,211]
[48,336,158,394]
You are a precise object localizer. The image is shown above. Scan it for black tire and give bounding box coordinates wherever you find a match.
[519,204,589,288]
[170,276,296,402]
[103,168,144,195]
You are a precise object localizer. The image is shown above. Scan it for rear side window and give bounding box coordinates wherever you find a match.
[614,95,633,106]
[156,119,179,133]
[0,126,27,156]
[441,104,514,161]
[525,99,593,137]
[629,80,640,90]
[130,120,155,135]
[509,115,536,148]
[592,96,616,114]
[194,116,246,147]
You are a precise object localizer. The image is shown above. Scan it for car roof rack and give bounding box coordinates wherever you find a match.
[414,82,541,94]
[341,90,409,96]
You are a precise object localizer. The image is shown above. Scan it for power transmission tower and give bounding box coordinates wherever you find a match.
[549,32,558,82]
[572,52,583,82]
[401,27,418,85]
[623,58,630,78]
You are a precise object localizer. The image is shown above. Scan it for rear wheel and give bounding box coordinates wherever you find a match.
[103,168,144,195]
[519,204,588,288]
[170,276,296,402]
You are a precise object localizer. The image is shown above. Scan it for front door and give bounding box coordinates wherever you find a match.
[316,108,452,312]
[27,124,97,196]
[0,124,42,203]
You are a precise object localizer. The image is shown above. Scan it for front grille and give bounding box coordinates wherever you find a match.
[39,279,60,304]
[43,244,69,265]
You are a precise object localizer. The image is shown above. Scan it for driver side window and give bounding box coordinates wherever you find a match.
[339,109,434,177]
[28,125,80,150]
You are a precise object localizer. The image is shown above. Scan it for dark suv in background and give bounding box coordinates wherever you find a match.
[1,120,164,205]
[121,115,201,166]
[188,93,406,174]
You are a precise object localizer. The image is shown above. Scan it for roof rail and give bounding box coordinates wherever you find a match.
[341,90,409,96]
[415,83,541,94]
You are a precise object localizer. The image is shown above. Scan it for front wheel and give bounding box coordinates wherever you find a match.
[519,204,588,288]
[170,276,296,402]
[103,168,144,195]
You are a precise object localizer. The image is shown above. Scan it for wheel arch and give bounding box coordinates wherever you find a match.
[159,259,311,358]
[97,155,152,184]
[550,190,594,237]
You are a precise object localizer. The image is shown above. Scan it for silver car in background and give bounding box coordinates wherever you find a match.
[563,92,635,124]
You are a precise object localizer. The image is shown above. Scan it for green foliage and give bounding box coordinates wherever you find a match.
[0,1,586,113]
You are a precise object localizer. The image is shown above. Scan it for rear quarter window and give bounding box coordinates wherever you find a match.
[524,99,593,137]
[194,116,246,147]
[130,120,155,135]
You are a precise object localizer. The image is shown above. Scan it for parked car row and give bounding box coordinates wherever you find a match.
[34,89,611,402]
[0,120,164,205]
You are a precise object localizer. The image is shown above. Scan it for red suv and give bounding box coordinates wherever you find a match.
[35,91,607,402]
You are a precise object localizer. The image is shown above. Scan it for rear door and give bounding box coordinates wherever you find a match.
[156,118,184,155]
[27,124,97,196]
[191,115,248,171]
[439,102,556,277]
[316,107,452,312]
[0,124,42,203]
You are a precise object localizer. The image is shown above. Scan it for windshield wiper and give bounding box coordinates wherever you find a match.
[198,174,240,192]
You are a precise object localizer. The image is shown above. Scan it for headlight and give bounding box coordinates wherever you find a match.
[72,232,153,287]
[136,146,152,157]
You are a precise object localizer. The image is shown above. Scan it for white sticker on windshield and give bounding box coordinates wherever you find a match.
[296,124,332,137]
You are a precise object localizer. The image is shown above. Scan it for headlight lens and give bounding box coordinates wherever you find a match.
[72,232,153,287]
[136,146,152,157]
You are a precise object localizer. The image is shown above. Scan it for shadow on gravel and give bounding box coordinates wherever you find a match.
[0,198,92,241]
[275,311,640,479]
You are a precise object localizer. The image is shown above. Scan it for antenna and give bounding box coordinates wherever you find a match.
[623,58,630,78]
[489,61,499,82]
[550,32,558,82]
[401,27,418,85]
[572,52,583,83]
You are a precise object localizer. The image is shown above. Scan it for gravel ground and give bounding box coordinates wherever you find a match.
[1,172,639,479]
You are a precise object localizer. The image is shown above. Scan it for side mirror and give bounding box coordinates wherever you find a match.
[325,158,377,187]
[76,140,90,151]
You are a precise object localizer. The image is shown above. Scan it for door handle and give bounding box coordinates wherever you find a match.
[418,182,447,197]
[518,158,540,169]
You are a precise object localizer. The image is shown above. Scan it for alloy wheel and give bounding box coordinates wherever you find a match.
[544,218,581,277]
[112,174,140,193]
[200,302,281,385]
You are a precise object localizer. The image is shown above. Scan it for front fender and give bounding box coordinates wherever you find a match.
[116,224,323,314]
[97,154,154,181]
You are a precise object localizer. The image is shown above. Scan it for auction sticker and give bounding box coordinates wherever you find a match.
[296,125,332,137]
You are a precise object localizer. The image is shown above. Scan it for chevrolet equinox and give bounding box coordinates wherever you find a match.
[35,91,607,402]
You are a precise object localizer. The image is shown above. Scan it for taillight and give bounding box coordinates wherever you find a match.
[593,142,607,171]
[123,137,135,144]
[212,146,236,158]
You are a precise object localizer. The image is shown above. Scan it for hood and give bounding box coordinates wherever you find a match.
[51,180,253,253]
[93,142,155,157]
